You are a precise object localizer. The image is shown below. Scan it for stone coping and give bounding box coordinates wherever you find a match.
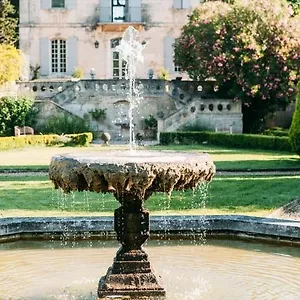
[1,215,300,243]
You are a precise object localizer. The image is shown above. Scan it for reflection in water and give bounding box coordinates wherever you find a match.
[0,239,300,299]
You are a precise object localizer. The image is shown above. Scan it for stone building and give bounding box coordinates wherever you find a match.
[18,0,243,140]
[19,0,203,80]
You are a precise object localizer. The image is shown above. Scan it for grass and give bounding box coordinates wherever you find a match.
[150,144,300,170]
[0,144,299,218]
[0,174,299,217]
[0,144,299,171]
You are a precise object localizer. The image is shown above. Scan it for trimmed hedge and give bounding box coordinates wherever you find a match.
[263,128,289,137]
[0,132,93,150]
[159,131,292,152]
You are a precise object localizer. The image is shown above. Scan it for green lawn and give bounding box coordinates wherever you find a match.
[0,144,299,171]
[1,174,299,217]
[0,144,299,217]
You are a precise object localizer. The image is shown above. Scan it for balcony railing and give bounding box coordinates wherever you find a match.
[98,5,143,32]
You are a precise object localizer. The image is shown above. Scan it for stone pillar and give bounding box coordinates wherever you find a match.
[98,201,166,299]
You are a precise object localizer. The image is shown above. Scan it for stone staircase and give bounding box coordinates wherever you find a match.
[16,79,243,138]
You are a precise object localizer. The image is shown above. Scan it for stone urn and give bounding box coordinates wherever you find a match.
[49,150,216,299]
[101,132,111,146]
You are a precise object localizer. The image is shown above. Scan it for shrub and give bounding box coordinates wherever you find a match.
[64,133,92,147]
[289,84,300,155]
[159,131,292,152]
[264,128,289,137]
[38,114,92,135]
[144,115,157,130]
[30,64,41,80]
[0,95,34,136]
[174,0,300,133]
[89,108,107,123]
[72,67,84,79]
[157,67,170,80]
[0,132,93,150]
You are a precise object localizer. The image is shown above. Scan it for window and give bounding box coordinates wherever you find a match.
[112,51,126,79]
[52,0,65,7]
[112,0,127,23]
[51,39,67,73]
[174,65,182,72]
[111,38,121,48]
[173,0,190,9]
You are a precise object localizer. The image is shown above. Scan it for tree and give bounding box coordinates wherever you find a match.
[205,0,300,15]
[289,83,300,155]
[0,0,18,45]
[0,44,22,85]
[174,0,300,132]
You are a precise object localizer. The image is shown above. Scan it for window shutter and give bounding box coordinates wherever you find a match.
[99,0,112,22]
[67,36,78,75]
[182,0,190,9]
[164,35,175,74]
[128,0,142,22]
[173,0,182,9]
[40,38,50,76]
[40,0,51,9]
[66,0,77,9]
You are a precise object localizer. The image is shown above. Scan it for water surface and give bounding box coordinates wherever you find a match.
[0,239,299,299]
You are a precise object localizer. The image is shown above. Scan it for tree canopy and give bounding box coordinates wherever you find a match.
[174,0,300,132]
[0,0,18,45]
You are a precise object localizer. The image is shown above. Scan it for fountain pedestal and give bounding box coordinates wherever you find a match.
[49,150,216,300]
[98,201,165,299]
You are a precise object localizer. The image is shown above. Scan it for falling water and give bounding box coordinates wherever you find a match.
[116,26,146,149]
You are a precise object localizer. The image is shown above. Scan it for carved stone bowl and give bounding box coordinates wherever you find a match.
[49,150,216,202]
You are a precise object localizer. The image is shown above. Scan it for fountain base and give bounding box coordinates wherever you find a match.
[98,257,166,299]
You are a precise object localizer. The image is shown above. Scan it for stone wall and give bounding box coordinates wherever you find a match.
[16,79,243,140]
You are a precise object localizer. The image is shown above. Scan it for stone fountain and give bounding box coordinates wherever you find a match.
[49,26,216,299]
[49,150,216,299]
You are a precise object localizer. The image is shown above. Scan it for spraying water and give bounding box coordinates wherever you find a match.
[116,26,146,149]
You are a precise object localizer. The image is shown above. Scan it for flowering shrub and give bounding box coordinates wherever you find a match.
[174,0,300,132]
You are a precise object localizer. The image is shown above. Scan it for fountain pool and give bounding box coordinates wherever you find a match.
[0,237,300,299]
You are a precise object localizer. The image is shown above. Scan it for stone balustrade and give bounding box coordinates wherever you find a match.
[16,79,169,100]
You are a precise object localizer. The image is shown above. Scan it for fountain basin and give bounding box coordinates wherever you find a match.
[0,216,300,299]
[1,215,300,243]
[49,150,215,200]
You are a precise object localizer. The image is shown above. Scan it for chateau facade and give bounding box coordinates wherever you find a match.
[19,0,203,80]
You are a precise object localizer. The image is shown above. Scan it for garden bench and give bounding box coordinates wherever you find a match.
[14,126,34,136]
